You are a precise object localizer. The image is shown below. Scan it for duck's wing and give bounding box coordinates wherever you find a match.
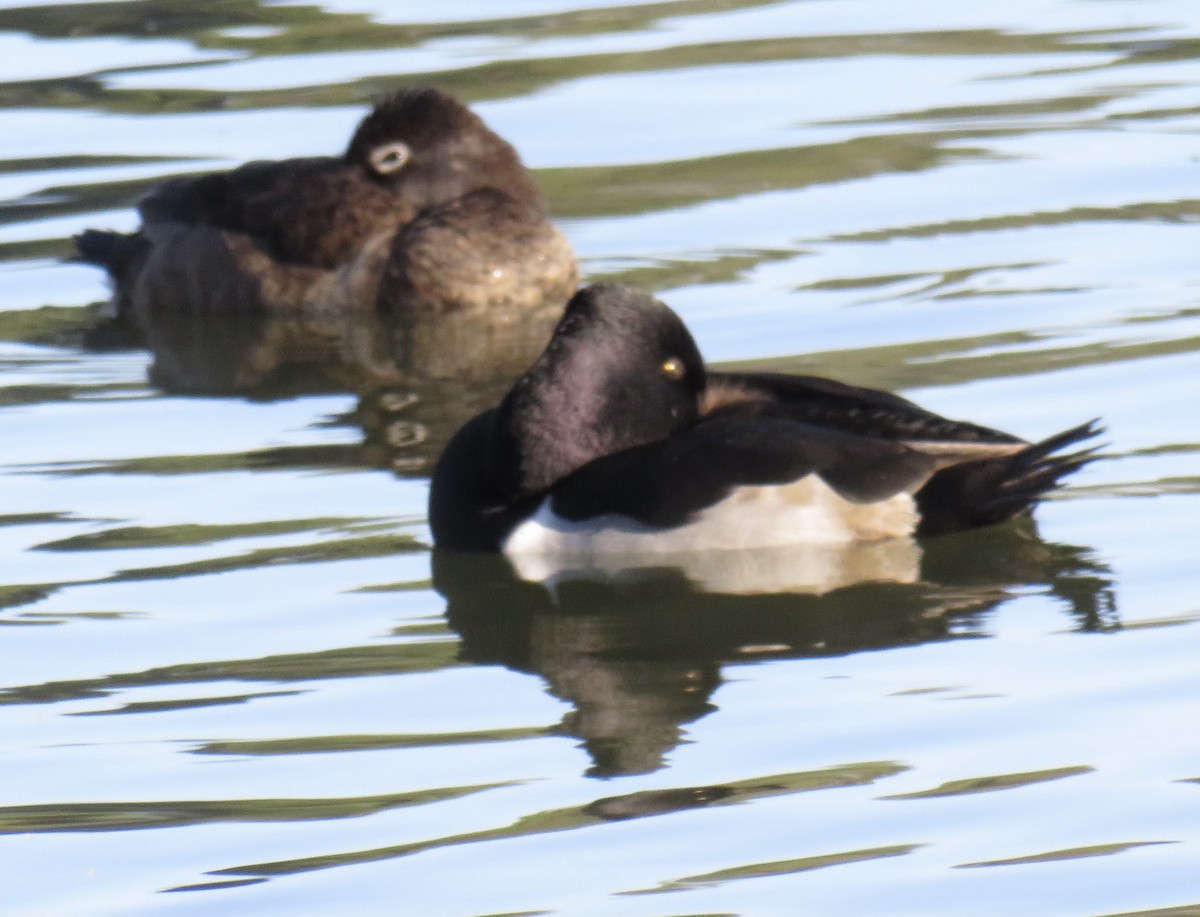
[708,376,1106,508]
[548,415,938,528]
[138,161,301,230]
[138,159,396,268]
[708,372,1025,449]
[549,411,1103,534]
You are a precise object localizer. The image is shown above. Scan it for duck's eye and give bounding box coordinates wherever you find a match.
[661,358,686,381]
[369,142,411,175]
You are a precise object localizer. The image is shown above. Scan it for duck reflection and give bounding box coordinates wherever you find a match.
[93,291,563,469]
[434,522,1115,778]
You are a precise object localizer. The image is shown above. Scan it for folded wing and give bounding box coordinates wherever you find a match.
[549,416,938,527]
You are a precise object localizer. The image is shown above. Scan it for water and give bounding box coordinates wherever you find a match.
[2,1,1199,915]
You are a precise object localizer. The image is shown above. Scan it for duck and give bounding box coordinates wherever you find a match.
[74,87,577,327]
[429,283,1101,555]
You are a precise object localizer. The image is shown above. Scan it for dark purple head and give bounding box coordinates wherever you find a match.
[494,283,707,495]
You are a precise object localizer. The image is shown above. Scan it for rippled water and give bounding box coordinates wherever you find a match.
[2,2,1199,915]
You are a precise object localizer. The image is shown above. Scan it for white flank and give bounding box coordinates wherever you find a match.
[508,537,922,594]
[503,476,919,559]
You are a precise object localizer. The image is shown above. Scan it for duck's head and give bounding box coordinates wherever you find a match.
[493,283,707,496]
[344,87,542,212]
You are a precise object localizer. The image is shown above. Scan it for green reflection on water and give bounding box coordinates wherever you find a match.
[624,844,922,895]
[34,517,366,551]
[585,761,908,821]
[585,249,796,293]
[71,687,301,715]
[7,0,1195,124]
[3,610,145,628]
[0,171,159,232]
[30,444,370,475]
[107,532,421,581]
[197,725,552,756]
[0,782,511,834]
[207,761,906,879]
[839,199,1200,243]
[0,306,104,348]
[0,512,72,526]
[731,329,1200,393]
[0,0,790,113]
[882,764,1094,800]
[542,135,982,219]
[0,637,461,707]
[2,527,422,613]
[3,0,780,50]
[956,840,1177,869]
[0,584,58,613]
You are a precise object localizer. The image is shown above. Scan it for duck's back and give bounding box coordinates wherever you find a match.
[138,158,409,269]
[707,372,1023,447]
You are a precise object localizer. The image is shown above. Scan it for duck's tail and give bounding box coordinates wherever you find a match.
[916,420,1103,536]
[74,230,154,348]
[74,229,149,288]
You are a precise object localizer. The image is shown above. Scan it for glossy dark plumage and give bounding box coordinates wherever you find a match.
[429,283,1101,554]
[75,87,576,325]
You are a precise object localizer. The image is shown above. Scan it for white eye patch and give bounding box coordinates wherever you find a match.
[369,141,411,175]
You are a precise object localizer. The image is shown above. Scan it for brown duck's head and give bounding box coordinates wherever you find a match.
[343,87,544,214]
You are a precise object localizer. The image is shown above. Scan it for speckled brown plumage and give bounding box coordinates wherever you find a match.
[379,189,578,315]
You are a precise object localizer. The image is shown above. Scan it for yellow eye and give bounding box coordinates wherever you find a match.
[661,358,685,380]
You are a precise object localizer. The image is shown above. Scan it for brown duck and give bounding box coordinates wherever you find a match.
[76,87,577,326]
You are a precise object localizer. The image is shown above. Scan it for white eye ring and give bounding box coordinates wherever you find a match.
[369,141,411,175]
